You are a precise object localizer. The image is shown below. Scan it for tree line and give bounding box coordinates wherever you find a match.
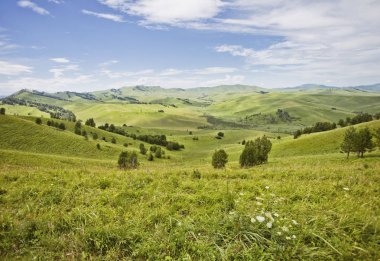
[341,127,380,158]
[294,112,379,139]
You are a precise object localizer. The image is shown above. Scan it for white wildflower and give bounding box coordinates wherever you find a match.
[281,226,289,232]
[250,217,256,223]
[256,197,264,201]
[266,222,272,228]
[274,213,279,217]
[265,186,270,190]
[265,212,274,222]
[292,220,298,225]
[292,235,296,239]
[256,201,263,206]
[256,215,265,222]
[286,236,291,240]
[277,232,282,236]
[343,187,350,191]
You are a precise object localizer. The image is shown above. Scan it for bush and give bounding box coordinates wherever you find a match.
[118,151,139,169]
[96,143,101,150]
[139,144,147,155]
[240,136,272,168]
[92,133,98,140]
[155,147,162,158]
[111,137,116,144]
[293,130,302,139]
[85,118,96,127]
[147,153,154,161]
[35,118,42,125]
[58,123,66,130]
[217,132,224,137]
[212,149,228,169]
[0,107,5,115]
[123,143,129,147]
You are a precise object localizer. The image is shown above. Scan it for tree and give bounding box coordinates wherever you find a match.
[212,149,228,169]
[147,153,154,161]
[35,118,42,125]
[155,147,162,158]
[96,143,101,150]
[92,132,98,140]
[118,151,129,169]
[139,143,147,155]
[75,121,82,135]
[111,137,116,144]
[85,118,96,127]
[0,108,5,115]
[217,132,224,138]
[354,127,373,158]
[58,123,66,130]
[240,136,272,167]
[338,119,346,127]
[340,127,356,159]
[118,151,139,169]
[293,129,302,139]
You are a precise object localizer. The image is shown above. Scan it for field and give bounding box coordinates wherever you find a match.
[1,85,380,259]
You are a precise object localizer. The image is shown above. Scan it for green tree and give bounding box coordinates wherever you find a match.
[92,132,98,140]
[293,129,302,139]
[139,143,147,155]
[155,147,162,158]
[96,143,101,150]
[217,132,224,138]
[340,127,356,158]
[85,118,96,127]
[58,123,66,130]
[240,136,272,167]
[0,108,5,115]
[118,151,139,169]
[354,127,373,158]
[147,153,154,161]
[111,137,116,144]
[118,151,129,169]
[35,118,42,125]
[212,149,228,169]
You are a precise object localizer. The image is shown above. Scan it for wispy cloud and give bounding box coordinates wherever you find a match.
[0,60,32,75]
[50,57,70,63]
[49,64,80,78]
[17,0,50,15]
[82,9,125,22]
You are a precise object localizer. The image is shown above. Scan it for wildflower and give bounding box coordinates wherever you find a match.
[274,213,279,217]
[343,187,350,191]
[277,232,282,236]
[292,220,298,225]
[265,186,270,190]
[281,226,289,232]
[265,212,274,222]
[286,236,291,240]
[256,215,265,222]
[250,217,256,223]
[266,222,272,228]
[256,197,264,201]
[239,192,244,196]
[229,211,236,215]
[292,235,296,239]
[256,201,263,206]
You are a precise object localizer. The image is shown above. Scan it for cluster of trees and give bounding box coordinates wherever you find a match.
[337,113,378,127]
[211,135,272,169]
[0,108,5,115]
[240,136,272,167]
[85,118,96,127]
[118,151,139,169]
[294,122,337,138]
[46,119,66,130]
[74,121,90,139]
[341,127,380,158]
[139,143,168,161]
[294,112,380,139]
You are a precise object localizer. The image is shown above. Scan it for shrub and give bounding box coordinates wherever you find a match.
[58,123,66,130]
[123,143,129,147]
[96,143,101,150]
[191,169,201,179]
[293,130,302,139]
[147,153,154,161]
[240,136,272,168]
[35,118,42,125]
[92,133,98,140]
[0,107,5,115]
[139,144,147,155]
[85,118,96,127]
[212,149,228,169]
[155,147,162,158]
[118,151,139,169]
[111,137,116,144]
[217,132,224,137]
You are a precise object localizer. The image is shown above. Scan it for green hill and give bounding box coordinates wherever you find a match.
[271,120,380,157]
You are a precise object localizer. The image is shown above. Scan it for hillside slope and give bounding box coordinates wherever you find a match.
[271,120,380,157]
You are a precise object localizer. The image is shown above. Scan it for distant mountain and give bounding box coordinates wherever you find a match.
[279,83,380,93]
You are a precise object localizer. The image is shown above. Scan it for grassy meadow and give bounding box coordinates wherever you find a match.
[0,111,379,259]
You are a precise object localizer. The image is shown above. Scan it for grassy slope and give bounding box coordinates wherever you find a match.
[271,120,380,157]
[0,104,50,118]
[0,115,124,159]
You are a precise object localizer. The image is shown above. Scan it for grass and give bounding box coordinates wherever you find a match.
[0,149,379,259]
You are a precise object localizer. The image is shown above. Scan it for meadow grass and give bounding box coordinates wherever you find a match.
[0,148,379,260]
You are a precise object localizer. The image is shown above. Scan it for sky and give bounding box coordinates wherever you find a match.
[0,0,380,95]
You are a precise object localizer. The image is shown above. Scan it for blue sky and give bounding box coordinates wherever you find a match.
[0,0,380,95]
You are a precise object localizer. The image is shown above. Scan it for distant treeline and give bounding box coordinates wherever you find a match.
[294,112,380,139]
[98,123,184,151]
[1,97,76,121]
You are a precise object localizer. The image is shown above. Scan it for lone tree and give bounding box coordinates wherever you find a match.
[212,149,228,169]
[35,118,42,125]
[118,151,139,169]
[0,108,5,115]
[85,118,96,127]
[92,132,98,140]
[75,121,82,135]
[139,143,147,155]
[240,136,272,167]
[341,127,356,158]
[147,153,154,161]
[217,132,224,138]
[58,123,66,130]
[354,127,373,158]
[111,137,117,144]
[155,147,162,158]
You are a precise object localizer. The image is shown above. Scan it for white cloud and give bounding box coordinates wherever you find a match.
[99,60,119,67]
[99,0,224,24]
[82,9,125,22]
[49,64,80,78]
[0,61,32,75]
[50,57,70,63]
[48,0,64,3]
[17,0,50,15]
